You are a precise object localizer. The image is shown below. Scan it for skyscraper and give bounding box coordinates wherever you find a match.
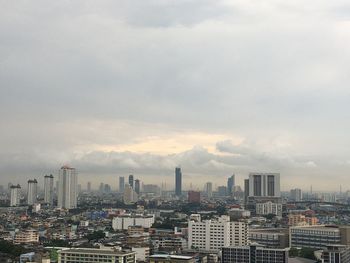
[87,182,91,192]
[10,184,21,206]
[128,175,134,188]
[119,176,125,193]
[290,188,303,201]
[248,173,280,197]
[175,167,182,197]
[134,179,140,194]
[27,179,38,205]
[58,165,77,209]
[227,174,235,195]
[124,184,138,204]
[44,174,54,206]
[205,182,213,198]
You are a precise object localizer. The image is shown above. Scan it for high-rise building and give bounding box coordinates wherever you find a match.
[205,182,213,198]
[87,182,91,192]
[218,186,227,197]
[44,174,54,206]
[57,165,77,209]
[249,173,280,197]
[134,179,140,194]
[244,179,249,204]
[119,176,125,193]
[129,175,134,188]
[124,184,138,204]
[290,188,302,201]
[27,179,38,205]
[10,184,21,206]
[227,174,235,195]
[188,214,248,250]
[175,167,182,197]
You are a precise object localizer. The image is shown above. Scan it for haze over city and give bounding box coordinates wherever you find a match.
[2,0,350,190]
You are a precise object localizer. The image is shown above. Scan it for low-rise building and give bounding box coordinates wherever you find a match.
[255,201,282,217]
[222,245,289,263]
[112,215,155,230]
[149,255,195,263]
[58,248,136,263]
[321,245,350,263]
[14,229,39,244]
[249,228,289,248]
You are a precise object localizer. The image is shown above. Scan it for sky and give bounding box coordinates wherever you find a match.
[1,0,350,191]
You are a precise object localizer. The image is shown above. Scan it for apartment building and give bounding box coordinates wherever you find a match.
[188,214,248,251]
[58,248,136,263]
[14,229,39,244]
[255,201,282,217]
[222,245,289,263]
[288,214,318,226]
[112,215,155,230]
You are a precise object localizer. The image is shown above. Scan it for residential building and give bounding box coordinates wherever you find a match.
[175,167,182,197]
[217,186,227,197]
[249,173,280,197]
[290,225,350,249]
[321,245,350,263]
[27,179,38,205]
[132,246,150,262]
[255,201,282,217]
[222,245,289,263]
[14,229,39,244]
[44,174,54,206]
[288,214,318,226]
[205,182,213,198]
[188,214,248,251]
[58,248,136,263]
[112,215,155,230]
[10,184,21,206]
[149,255,195,263]
[57,165,77,209]
[290,188,302,201]
[188,191,200,204]
[249,228,289,248]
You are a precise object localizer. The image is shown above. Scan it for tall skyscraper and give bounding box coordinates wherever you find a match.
[119,176,125,193]
[248,173,280,197]
[44,174,54,206]
[227,174,235,195]
[128,175,134,188]
[290,188,303,201]
[205,182,213,198]
[244,179,249,204]
[27,179,38,205]
[58,165,77,209]
[10,184,21,206]
[87,182,91,192]
[175,167,182,197]
[134,179,140,194]
[123,184,138,204]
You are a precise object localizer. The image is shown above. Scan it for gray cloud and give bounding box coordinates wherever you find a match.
[1,0,350,190]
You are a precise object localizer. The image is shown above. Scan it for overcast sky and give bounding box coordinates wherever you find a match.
[1,0,350,191]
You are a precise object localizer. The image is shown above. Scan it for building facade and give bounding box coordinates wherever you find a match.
[227,175,235,195]
[188,215,248,251]
[58,248,136,263]
[57,165,77,209]
[10,184,21,206]
[248,173,280,197]
[290,188,303,201]
[255,201,282,217]
[119,176,125,193]
[112,215,155,230]
[27,179,38,205]
[44,174,54,206]
[175,167,182,197]
[222,245,289,263]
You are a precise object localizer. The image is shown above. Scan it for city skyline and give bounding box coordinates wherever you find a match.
[2,1,350,191]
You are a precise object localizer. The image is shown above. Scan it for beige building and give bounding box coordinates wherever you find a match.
[14,229,39,244]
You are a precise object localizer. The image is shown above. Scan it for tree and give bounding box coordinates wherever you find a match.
[86,231,105,241]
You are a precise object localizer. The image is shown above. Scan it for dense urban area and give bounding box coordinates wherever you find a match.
[1,166,350,263]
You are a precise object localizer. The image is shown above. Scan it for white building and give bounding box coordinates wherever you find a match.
[256,201,282,217]
[10,184,21,206]
[188,214,249,251]
[124,184,138,204]
[58,248,136,263]
[27,179,38,205]
[132,247,150,262]
[112,215,155,230]
[58,165,77,209]
[205,182,213,198]
[44,174,54,205]
[249,173,280,197]
[290,188,302,201]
